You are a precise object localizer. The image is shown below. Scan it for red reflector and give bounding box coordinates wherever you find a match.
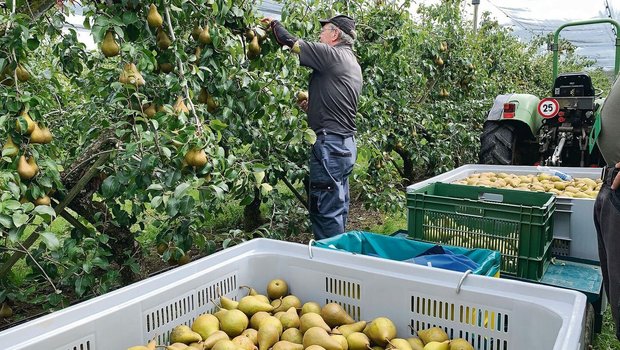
[558,117,566,123]
[558,111,565,117]
[503,103,516,119]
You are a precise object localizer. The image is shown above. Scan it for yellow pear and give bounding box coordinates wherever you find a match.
[144,104,157,118]
[321,303,354,328]
[127,346,149,350]
[17,155,37,180]
[346,332,370,350]
[364,317,396,347]
[157,28,172,50]
[34,195,51,206]
[192,24,203,40]
[212,340,238,350]
[258,321,281,350]
[30,123,52,144]
[406,337,424,350]
[272,295,301,313]
[167,343,191,350]
[238,295,275,316]
[267,279,288,300]
[101,31,120,57]
[199,25,212,44]
[217,309,249,337]
[220,295,239,310]
[417,328,448,345]
[2,136,19,157]
[250,311,272,330]
[296,91,308,103]
[159,62,174,74]
[192,313,220,340]
[303,327,343,350]
[173,96,190,114]
[203,331,230,349]
[276,307,300,329]
[147,4,163,28]
[448,339,473,350]
[423,341,449,350]
[387,339,412,350]
[16,110,35,134]
[281,328,303,344]
[184,148,207,168]
[170,324,202,344]
[301,302,322,315]
[247,36,261,59]
[273,340,303,350]
[300,313,331,333]
[119,63,145,87]
[15,64,30,82]
[0,302,13,318]
[335,321,367,337]
[233,335,256,350]
[241,328,258,345]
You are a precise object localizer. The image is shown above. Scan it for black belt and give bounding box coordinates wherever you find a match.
[601,166,619,185]
[316,129,355,139]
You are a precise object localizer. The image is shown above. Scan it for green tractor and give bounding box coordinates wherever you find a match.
[479,18,620,167]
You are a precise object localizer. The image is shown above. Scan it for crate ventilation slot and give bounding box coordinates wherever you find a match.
[198,273,237,310]
[56,336,93,350]
[324,276,361,299]
[410,295,509,333]
[409,320,509,350]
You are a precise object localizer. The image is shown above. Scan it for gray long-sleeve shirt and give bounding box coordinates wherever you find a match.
[270,21,362,136]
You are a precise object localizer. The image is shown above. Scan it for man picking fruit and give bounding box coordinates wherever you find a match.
[262,15,363,239]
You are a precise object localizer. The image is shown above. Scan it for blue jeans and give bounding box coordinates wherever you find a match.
[309,133,357,240]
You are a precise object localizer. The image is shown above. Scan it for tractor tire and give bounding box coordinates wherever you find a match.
[479,121,520,165]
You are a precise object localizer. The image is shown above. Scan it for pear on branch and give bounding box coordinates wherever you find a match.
[30,123,53,144]
[173,96,190,115]
[17,155,38,180]
[16,110,35,134]
[2,136,19,157]
[192,24,203,41]
[156,28,172,50]
[247,36,261,59]
[119,63,145,87]
[147,3,163,28]
[101,30,120,58]
[199,25,212,45]
[15,64,30,82]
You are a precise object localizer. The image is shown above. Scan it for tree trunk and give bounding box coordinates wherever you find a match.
[243,188,265,232]
[59,129,139,284]
[394,147,414,186]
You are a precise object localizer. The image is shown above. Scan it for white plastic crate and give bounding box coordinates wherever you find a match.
[0,239,586,350]
[407,164,602,262]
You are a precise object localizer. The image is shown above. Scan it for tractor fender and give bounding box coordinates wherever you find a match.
[485,93,541,138]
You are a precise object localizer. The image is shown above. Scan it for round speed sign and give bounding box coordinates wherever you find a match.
[538,98,560,119]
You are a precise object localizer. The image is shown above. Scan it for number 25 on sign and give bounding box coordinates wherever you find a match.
[537,98,559,119]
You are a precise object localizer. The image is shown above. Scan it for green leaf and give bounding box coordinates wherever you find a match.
[12,212,29,227]
[166,197,179,217]
[101,176,120,198]
[260,183,273,196]
[147,184,163,191]
[240,195,254,206]
[151,196,163,209]
[27,38,39,51]
[210,119,228,131]
[4,200,20,210]
[40,231,60,250]
[174,183,190,198]
[304,128,317,145]
[34,205,56,220]
[0,214,12,228]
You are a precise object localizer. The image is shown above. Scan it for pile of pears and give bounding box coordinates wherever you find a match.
[452,172,601,199]
[127,278,474,350]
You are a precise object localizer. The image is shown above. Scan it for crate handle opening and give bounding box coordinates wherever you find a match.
[479,192,504,203]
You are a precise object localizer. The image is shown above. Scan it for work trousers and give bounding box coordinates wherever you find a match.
[309,133,356,240]
[594,166,620,341]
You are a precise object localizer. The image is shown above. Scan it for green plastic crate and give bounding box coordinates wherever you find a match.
[407,182,555,280]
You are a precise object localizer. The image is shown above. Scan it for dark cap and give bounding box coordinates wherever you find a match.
[319,15,356,39]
